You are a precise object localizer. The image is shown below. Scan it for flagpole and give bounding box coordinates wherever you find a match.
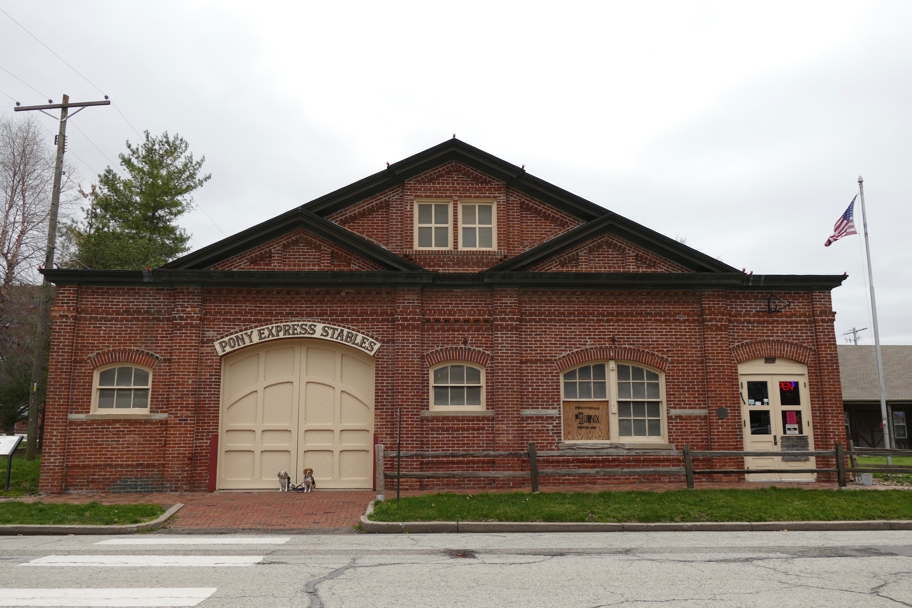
[857,176,892,456]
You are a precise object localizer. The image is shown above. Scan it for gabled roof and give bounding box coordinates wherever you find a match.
[839,345,912,401]
[488,213,738,273]
[160,208,422,271]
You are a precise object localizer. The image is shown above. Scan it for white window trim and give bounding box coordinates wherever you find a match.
[91,363,153,415]
[561,360,667,444]
[413,199,452,250]
[429,361,486,412]
[458,199,497,251]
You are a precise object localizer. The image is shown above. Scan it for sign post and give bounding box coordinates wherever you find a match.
[1,435,24,491]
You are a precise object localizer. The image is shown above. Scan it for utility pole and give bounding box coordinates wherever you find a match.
[842,327,867,345]
[14,94,110,461]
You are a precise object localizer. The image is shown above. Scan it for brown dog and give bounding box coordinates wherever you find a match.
[301,468,316,492]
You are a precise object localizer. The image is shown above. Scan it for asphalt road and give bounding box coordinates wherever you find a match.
[2,531,911,607]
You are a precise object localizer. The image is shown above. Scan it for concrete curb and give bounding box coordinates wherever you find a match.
[359,502,912,533]
[0,503,184,536]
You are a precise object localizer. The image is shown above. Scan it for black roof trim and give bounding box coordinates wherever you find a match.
[488,213,738,273]
[300,138,609,221]
[43,269,846,291]
[160,208,423,271]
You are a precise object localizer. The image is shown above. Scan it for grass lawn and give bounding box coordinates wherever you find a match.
[0,502,166,526]
[0,451,40,497]
[371,488,912,523]
[856,455,912,485]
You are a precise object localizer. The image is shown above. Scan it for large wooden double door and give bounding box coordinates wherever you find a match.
[218,339,374,490]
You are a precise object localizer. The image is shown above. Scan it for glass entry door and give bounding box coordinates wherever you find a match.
[739,360,816,481]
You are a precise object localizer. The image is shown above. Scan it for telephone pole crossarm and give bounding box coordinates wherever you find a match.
[14,99,111,112]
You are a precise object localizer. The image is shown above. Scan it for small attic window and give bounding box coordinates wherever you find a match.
[415,200,451,249]
[460,201,496,250]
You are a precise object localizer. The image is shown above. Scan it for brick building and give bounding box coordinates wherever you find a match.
[40,139,847,493]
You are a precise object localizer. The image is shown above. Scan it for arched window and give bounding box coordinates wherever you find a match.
[430,362,485,411]
[92,364,152,413]
[562,361,665,443]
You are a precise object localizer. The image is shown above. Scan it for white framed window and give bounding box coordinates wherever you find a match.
[430,362,485,411]
[92,364,152,412]
[561,361,666,443]
[459,200,496,250]
[414,200,451,249]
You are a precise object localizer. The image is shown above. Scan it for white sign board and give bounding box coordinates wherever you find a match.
[0,435,23,457]
[214,322,381,357]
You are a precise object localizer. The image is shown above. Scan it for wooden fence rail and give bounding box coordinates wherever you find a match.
[375,442,912,496]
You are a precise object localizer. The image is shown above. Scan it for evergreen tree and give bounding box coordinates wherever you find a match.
[67,131,210,269]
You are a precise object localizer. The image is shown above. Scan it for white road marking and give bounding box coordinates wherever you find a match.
[96,536,290,545]
[0,588,216,607]
[21,555,262,567]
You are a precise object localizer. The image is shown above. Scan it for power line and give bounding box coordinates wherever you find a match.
[0,7,106,97]
[0,87,18,103]
[69,121,122,173]
[113,103,142,139]
[0,64,49,100]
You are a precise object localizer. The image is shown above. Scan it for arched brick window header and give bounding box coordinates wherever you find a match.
[425,346,491,368]
[731,340,815,365]
[555,346,670,372]
[85,349,162,370]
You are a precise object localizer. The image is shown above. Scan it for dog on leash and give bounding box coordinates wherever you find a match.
[301,468,316,492]
[277,470,291,492]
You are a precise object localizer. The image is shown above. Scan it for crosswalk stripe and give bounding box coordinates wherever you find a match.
[21,555,262,567]
[0,588,216,607]
[96,536,290,545]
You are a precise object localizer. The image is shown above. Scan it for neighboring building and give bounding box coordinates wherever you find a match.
[39,139,848,493]
[839,345,912,450]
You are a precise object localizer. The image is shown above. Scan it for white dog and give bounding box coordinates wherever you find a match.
[277,470,291,492]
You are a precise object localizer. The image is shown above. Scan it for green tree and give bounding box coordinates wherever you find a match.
[67,131,210,269]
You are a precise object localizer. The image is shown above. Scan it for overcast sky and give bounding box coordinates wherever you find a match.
[2,1,910,344]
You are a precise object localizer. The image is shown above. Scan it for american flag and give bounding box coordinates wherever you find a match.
[824,195,858,247]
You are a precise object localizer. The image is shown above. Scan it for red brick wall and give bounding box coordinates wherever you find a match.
[40,282,846,493]
[209,229,385,271]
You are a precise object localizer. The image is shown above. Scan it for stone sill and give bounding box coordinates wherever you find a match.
[557,441,676,451]
[421,410,494,417]
[69,413,168,421]
[405,249,506,257]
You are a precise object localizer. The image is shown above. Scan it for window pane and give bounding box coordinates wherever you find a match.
[418,227,432,248]
[631,366,645,381]
[434,204,448,224]
[466,386,481,405]
[645,370,659,381]
[478,205,492,225]
[647,419,661,436]
[564,382,577,399]
[646,383,660,399]
[450,365,465,384]
[434,227,448,247]
[466,367,481,384]
[633,402,646,417]
[132,389,149,408]
[593,364,606,381]
[779,381,801,406]
[617,365,630,381]
[747,381,769,405]
[618,383,631,399]
[133,369,150,387]
[619,402,631,417]
[418,204,432,224]
[564,369,577,381]
[593,382,606,399]
[114,389,132,408]
[434,387,449,405]
[463,228,477,248]
[98,389,115,408]
[463,204,476,224]
[579,382,592,399]
[115,366,133,387]
[433,367,449,385]
[99,368,116,386]
[633,419,647,436]
[647,402,661,418]
[479,228,492,248]
[619,420,632,436]
[450,387,465,406]
[632,383,646,399]
[578,366,591,381]
[749,410,771,435]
